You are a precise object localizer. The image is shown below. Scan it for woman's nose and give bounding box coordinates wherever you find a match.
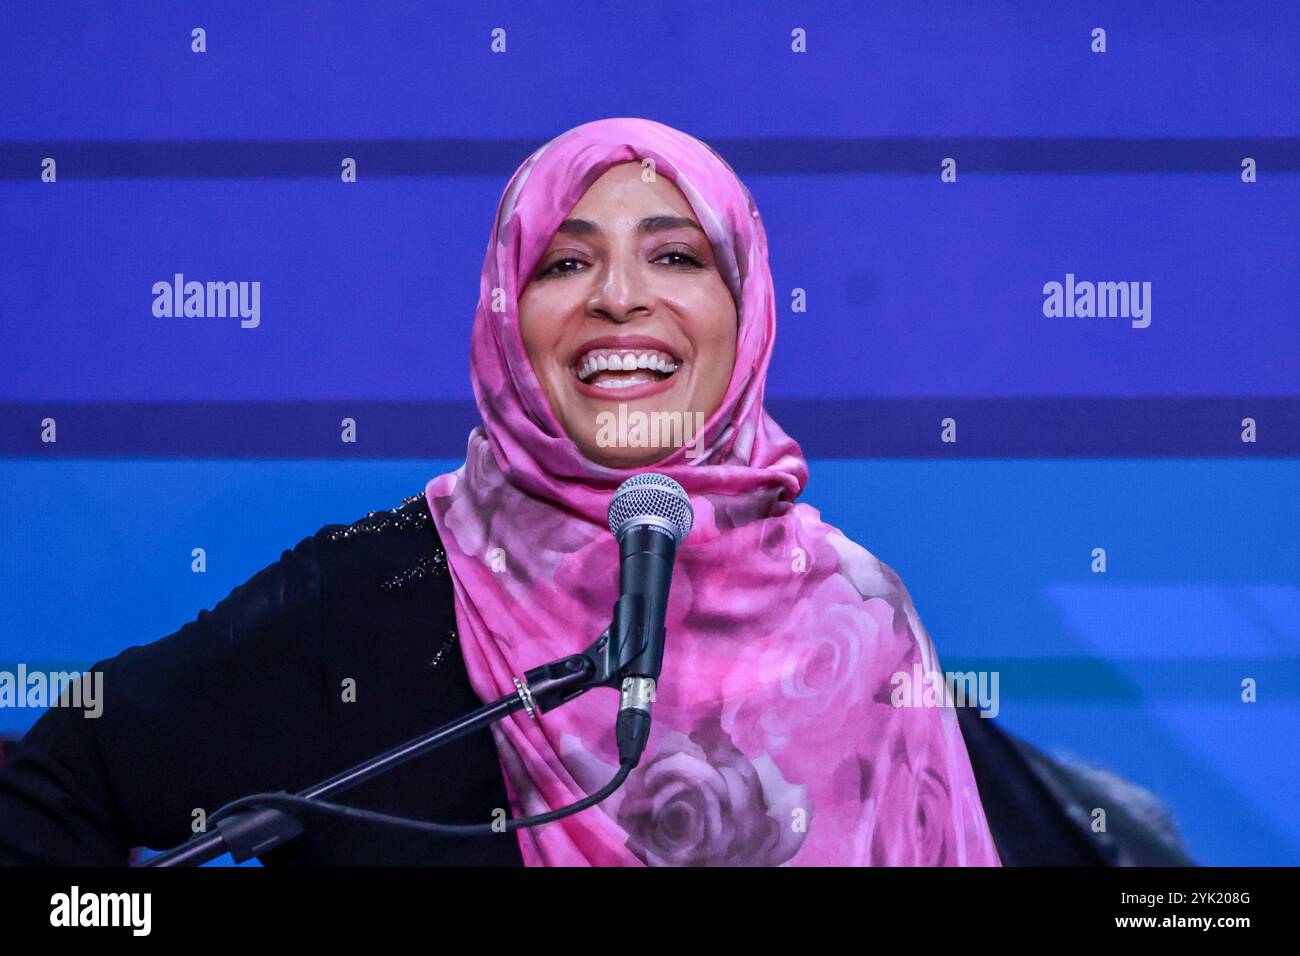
[587,251,652,322]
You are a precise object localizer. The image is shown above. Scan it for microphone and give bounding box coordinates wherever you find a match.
[606,473,694,766]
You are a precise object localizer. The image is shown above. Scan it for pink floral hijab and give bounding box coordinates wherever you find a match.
[425,117,1001,866]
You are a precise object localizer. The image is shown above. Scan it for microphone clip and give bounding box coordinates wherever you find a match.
[518,591,655,717]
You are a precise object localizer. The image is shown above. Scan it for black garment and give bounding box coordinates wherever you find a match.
[0,494,522,866]
[0,492,1193,867]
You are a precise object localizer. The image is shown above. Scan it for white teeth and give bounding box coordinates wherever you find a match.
[574,349,681,383]
[594,376,646,390]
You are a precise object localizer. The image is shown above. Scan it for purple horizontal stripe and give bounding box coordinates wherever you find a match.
[2,138,1299,179]
[1,399,1295,459]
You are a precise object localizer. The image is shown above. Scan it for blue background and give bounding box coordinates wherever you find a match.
[1,2,1296,865]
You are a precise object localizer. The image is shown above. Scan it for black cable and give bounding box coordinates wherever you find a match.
[206,759,636,839]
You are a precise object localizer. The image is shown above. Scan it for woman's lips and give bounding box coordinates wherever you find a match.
[566,335,687,401]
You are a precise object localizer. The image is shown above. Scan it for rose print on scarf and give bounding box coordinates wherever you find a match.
[719,582,895,763]
[852,707,960,866]
[615,713,807,867]
[824,530,943,676]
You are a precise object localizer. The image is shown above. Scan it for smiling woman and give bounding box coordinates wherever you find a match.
[0,117,1181,869]
[421,117,1007,867]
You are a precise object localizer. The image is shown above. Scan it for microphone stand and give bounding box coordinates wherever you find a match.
[144,619,643,868]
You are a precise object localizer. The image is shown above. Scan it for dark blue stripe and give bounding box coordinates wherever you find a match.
[2,399,1295,458]
[2,138,1298,178]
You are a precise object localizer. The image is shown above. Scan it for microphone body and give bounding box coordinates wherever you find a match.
[605,474,694,764]
[611,522,678,682]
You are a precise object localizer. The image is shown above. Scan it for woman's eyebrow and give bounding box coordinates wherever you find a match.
[555,216,704,236]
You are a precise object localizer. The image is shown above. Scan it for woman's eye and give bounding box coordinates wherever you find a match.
[656,250,704,268]
[541,257,585,277]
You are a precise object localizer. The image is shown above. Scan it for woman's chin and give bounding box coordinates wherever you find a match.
[580,442,678,469]
[561,389,709,469]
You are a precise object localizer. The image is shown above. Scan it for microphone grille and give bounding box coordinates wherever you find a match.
[607,473,694,544]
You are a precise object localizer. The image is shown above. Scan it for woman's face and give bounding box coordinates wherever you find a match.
[518,161,738,468]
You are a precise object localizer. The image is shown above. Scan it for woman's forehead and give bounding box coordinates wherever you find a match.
[565,161,699,222]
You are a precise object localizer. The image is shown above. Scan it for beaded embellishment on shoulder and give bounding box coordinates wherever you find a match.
[379,548,448,592]
[325,493,431,542]
[321,492,451,597]
[429,629,459,669]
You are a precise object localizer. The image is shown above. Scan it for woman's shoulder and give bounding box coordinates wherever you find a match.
[181,491,448,645]
[116,490,456,685]
[311,491,440,558]
[283,490,458,659]
[299,490,459,670]
[294,491,449,595]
